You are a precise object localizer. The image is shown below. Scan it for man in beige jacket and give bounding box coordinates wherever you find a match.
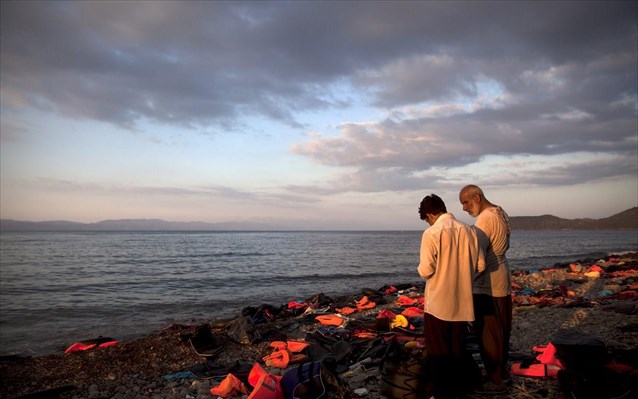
[418,193,485,398]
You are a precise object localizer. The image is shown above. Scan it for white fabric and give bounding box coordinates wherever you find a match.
[418,213,485,322]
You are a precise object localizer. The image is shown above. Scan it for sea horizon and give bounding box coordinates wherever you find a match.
[2,206,637,232]
[1,229,636,356]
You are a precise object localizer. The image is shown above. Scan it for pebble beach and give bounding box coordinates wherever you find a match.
[1,252,637,399]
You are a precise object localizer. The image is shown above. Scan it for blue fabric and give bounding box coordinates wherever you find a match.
[280,362,325,399]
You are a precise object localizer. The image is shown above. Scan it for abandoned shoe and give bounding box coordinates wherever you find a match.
[475,381,508,395]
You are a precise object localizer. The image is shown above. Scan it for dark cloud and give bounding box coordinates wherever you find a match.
[2,1,636,192]
[3,1,634,124]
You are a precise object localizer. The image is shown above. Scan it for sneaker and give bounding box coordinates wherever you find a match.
[475,381,508,395]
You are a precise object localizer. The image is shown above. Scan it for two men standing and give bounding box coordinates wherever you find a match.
[418,186,511,397]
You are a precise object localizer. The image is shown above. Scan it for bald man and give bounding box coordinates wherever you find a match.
[459,185,512,395]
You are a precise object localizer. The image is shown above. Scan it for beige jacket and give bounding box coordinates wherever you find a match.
[418,213,486,321]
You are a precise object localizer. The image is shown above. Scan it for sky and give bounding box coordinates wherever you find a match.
[1,1,637,230]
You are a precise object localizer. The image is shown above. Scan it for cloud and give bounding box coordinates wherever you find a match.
[292,104,636,165]
[24,177,320,208]
[1,1,636,204]
[1,2,327,129]
[285,1,637,194]
[283,151,637,196]
[2,2,635,128]
[290,100,637,192]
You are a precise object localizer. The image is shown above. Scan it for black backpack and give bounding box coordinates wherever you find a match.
[553,328,634,399]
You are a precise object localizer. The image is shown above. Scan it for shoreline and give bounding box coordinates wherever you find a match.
[1,252,637,399]
[2,230,636,359]
[3,250,633,359]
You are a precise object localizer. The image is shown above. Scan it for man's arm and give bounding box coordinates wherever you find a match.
[417,230,437,280]
[474,226,488,274]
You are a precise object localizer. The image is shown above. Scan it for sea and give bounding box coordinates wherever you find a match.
[1,230,636,356]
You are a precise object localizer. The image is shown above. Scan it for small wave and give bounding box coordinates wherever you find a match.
[207,252,272,258]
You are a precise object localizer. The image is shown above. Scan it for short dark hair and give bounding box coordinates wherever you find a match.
[418,194,447,220]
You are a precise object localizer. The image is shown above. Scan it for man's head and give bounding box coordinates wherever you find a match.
[419,194,447,225]
[459,184,487,217]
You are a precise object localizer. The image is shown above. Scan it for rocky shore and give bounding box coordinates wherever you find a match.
[1,252,637,399]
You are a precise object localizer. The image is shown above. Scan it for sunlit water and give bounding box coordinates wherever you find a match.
[1,230,636,356]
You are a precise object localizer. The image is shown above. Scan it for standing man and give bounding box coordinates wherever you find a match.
[417,194,485,399]
[459,185,512,395]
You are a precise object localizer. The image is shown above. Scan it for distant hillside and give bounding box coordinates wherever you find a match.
[1,208,637,231]
[509,207,638,230]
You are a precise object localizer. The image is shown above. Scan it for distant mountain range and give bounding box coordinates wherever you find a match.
[1,207,637,231]
[508,207,637,230]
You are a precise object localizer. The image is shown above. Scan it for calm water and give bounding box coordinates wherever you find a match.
[1,230,636,356]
